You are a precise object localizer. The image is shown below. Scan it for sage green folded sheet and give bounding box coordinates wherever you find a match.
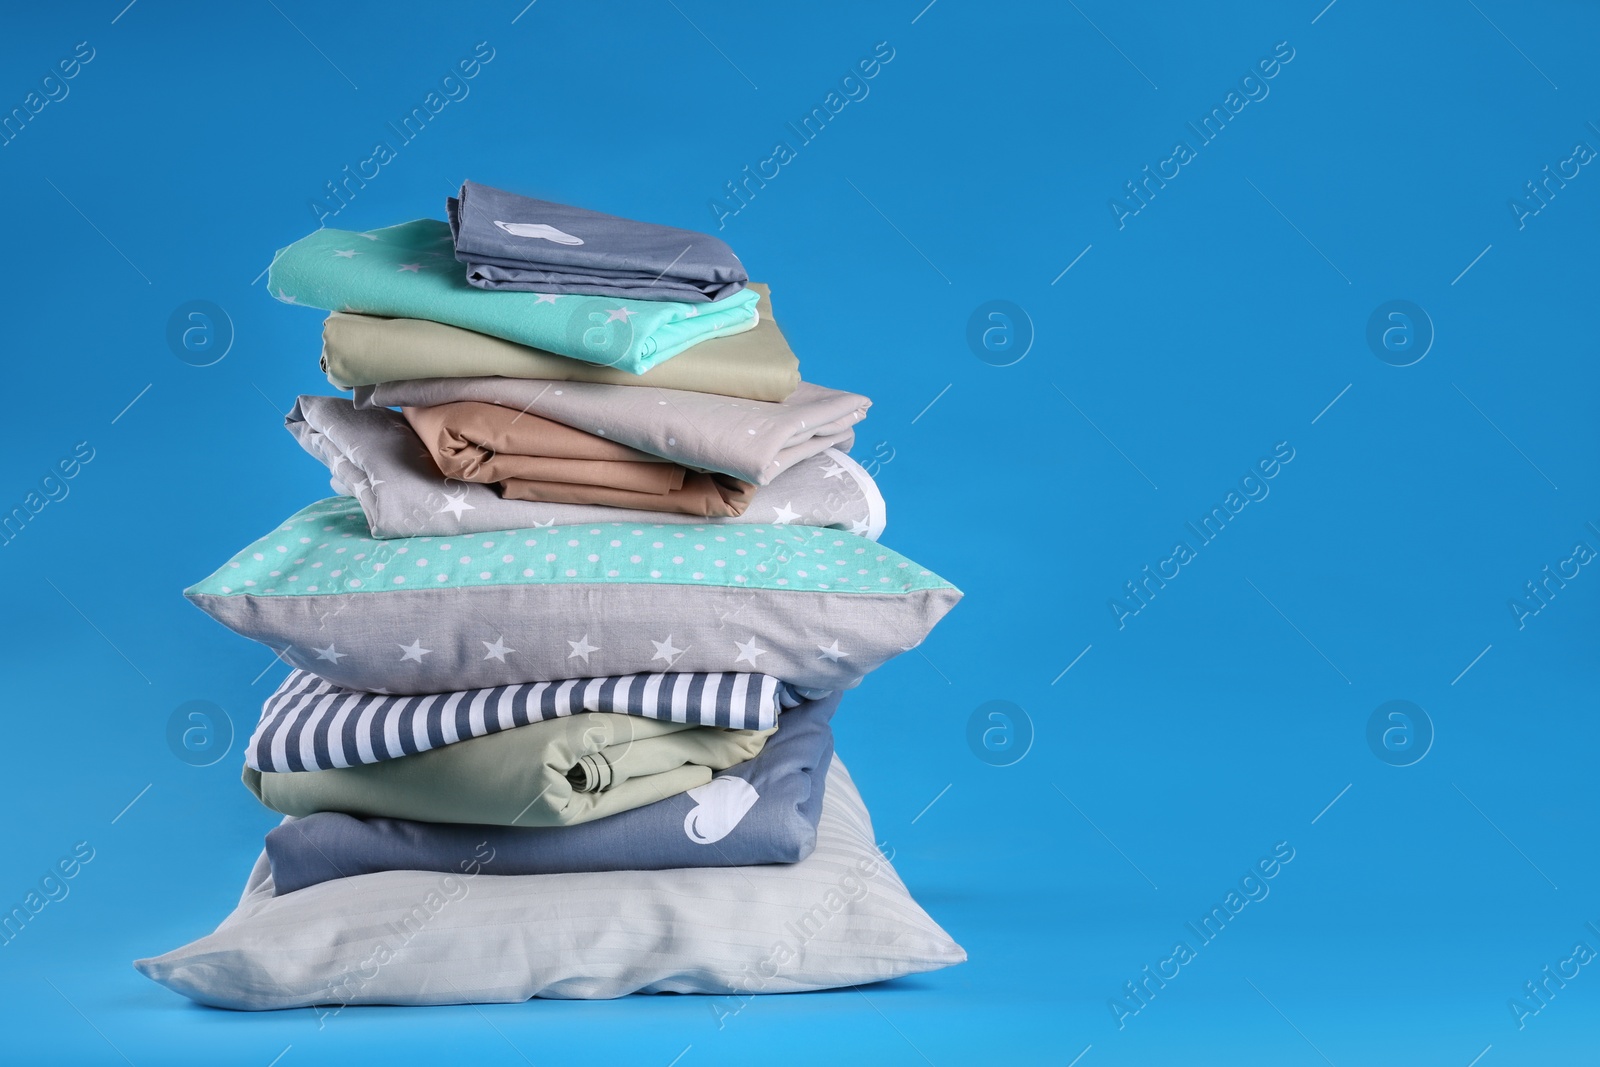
[242,712,772,828]
[321,283,800,401]
[267,219,761,374]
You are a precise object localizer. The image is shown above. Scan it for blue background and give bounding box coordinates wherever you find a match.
[2,1,1596,1063]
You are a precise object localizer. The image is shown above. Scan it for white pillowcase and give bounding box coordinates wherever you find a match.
[134,759,963,1009]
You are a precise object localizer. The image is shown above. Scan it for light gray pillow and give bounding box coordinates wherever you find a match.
[134,759,964,1008]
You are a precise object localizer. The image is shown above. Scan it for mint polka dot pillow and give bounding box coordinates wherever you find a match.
[186,497,961,694]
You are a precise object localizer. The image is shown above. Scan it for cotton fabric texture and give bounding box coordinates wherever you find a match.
[248,668,812,774]
[244,710,771,828]
[320,283,799,400]
[448,180,747,303]
[262,691,839,894]
[135,759,966,1008]
[404,402,758,517]
[290,396,886,538]
[184,496,960,694]
[355,378,868,486]
[267,219,760,374]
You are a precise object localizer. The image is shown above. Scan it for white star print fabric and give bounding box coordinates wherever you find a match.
[289,396,886,539]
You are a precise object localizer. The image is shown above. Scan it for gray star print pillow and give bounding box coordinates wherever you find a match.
[185,496,960,695]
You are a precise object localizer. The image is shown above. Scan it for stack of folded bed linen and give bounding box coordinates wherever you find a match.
[137,183,964,1010]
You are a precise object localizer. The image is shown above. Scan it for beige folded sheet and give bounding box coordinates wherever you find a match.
[322,282,800,402]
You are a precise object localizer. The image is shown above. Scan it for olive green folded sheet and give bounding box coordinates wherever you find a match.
[242,712,772,828]
[321,283,800,401]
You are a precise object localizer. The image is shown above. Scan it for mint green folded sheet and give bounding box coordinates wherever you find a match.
[266,220,761,375]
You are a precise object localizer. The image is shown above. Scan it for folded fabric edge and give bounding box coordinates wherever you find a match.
[822,447,888,540]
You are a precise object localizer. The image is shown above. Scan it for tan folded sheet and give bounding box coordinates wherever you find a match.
[322,282,800,402]
[404,401,758,517]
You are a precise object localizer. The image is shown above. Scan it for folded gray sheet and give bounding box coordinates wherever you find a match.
[263,691,837,894]
[288,396,887,540]
[449,181,747,302]
[352,378,869,486]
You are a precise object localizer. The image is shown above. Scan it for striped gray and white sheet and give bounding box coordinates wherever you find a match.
[248,669,820,773]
